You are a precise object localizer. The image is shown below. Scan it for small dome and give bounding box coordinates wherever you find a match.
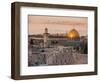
[68,29,80,39]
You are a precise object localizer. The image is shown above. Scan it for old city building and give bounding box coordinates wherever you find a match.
[28,28,87,66]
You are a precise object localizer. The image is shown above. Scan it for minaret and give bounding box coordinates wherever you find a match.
[43,28,49,47]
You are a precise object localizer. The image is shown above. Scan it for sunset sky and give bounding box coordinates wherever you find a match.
[28,15,88,36]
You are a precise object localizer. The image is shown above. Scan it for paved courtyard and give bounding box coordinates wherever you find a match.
[28,46,87,66]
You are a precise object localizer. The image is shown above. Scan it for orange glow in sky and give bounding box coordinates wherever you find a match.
[28,15,88,36]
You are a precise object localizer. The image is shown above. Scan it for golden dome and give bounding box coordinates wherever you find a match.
[68,29,80,39]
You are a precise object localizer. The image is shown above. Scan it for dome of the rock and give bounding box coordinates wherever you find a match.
[68,29,80,39]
